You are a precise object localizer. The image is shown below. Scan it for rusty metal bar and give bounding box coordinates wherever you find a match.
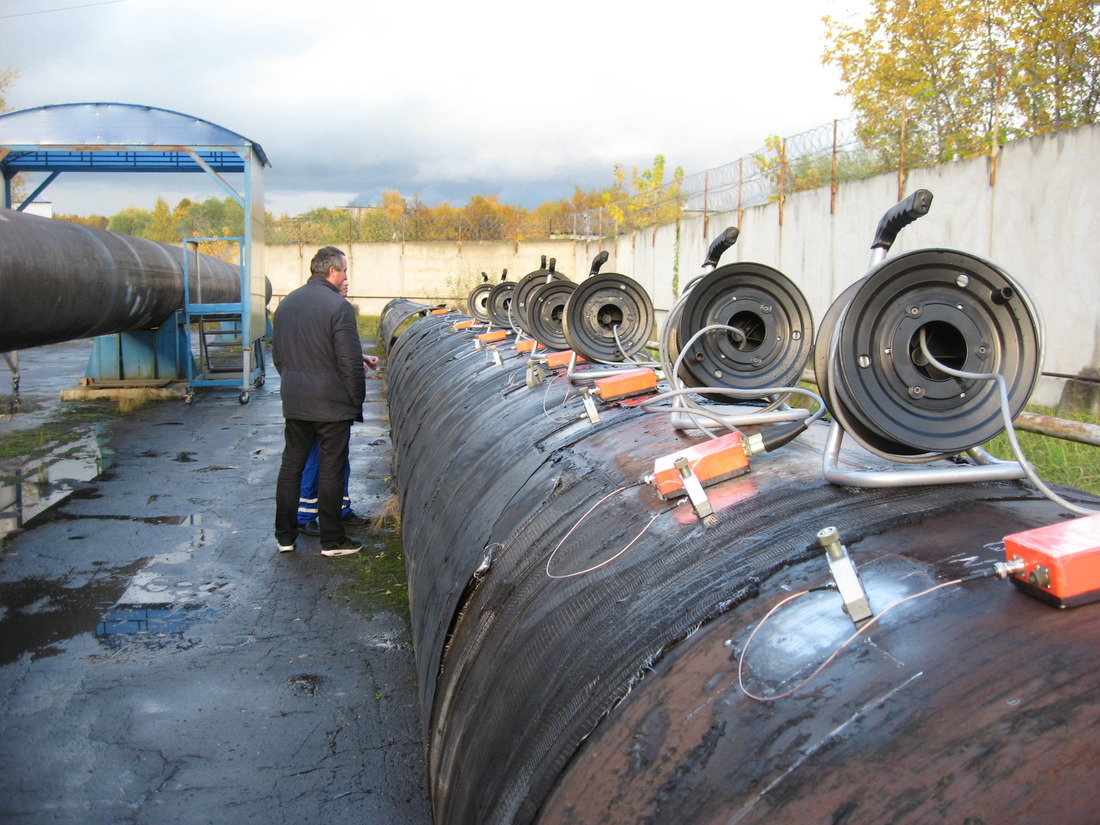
[1016,411,1100,447]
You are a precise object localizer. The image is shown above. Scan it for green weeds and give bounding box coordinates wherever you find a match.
[985,406,1100,496]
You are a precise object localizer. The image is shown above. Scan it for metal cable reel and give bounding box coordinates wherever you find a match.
[512,256,569,334]
[466,272,495,323]
[525,279,577,350]
[815,248,1044,460]
[486,273,518,328]
[561,261,655,363]
[674,262,814,398]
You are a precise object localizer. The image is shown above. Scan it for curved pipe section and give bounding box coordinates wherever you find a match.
[0,207,247,352]
[386,306,1100,825]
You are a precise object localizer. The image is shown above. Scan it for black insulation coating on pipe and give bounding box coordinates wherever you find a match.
[383,307,1092,825]
[0,207,249,352]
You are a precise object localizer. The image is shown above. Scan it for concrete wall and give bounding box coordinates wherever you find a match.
[266,239,580,316]
[264,124,1100,404]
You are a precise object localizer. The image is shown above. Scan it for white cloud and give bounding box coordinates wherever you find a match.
[2,0,855,215]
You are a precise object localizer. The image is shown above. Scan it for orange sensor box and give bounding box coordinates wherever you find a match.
[545,351,584,369]
[595,368,658,402]
[649,430,751,499]
[1004,513,1100,607]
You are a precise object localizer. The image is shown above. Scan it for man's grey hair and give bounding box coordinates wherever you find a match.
[310,246,346,277]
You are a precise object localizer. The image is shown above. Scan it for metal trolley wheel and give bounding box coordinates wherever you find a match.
[466,283,493,323]
[561,273,655,362]
[512,266,569,334]
[486,280,517,328]
[815,248,1044,459]
[674,262,813,395]
[525,280,577,350]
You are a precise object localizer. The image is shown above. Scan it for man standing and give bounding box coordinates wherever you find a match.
[273,246,365,557]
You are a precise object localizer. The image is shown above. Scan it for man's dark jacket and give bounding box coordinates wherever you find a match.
[272,275,365,422]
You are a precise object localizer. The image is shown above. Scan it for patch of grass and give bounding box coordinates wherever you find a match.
[334,492,410,621]
[986,406,1100,496]
[356,314,381,342]
[339,527,411,622]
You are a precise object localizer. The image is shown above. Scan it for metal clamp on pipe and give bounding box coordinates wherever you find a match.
[817,526,873,626]
[581,388,601,424]
[675,456,717,527]
[526,361,549,388]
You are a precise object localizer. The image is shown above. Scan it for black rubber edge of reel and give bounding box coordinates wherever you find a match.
[513,266,570,335]
[561,272,655,362]
[487,280,518,328]
[466,283,493,323]
[525,279,577,351]
[816,248,1043,458]
[674,261,814,395]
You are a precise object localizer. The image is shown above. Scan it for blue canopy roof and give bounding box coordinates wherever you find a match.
[0,102,270,174]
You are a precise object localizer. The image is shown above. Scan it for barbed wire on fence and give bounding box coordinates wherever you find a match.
[565,36,1100,239]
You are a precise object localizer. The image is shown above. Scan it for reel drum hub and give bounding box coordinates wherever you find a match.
[466,283,492,323]
[513,266,569,334]
[487,280,517,328]
[561,273,655,362]
[526,279,577,350]
[675,262,813,394]
[818,249,1043,458]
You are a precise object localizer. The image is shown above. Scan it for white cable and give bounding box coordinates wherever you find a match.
[641,385,827,425]
[545,486,675,579]
[918,329,1097,517]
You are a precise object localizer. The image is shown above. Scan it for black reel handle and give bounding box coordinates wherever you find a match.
[548,257,557,274]
[871,189,933,252]
[704,226,739,269]
[500,268,508,282]
[589,251,609,278]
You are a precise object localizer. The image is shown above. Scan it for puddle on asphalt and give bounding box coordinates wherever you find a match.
[0,559,145,665]
[0,424,115,540]
[0,553,228,664]
[96,601,219,651]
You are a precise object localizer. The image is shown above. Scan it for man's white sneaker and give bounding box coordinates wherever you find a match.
[320,543,362,557]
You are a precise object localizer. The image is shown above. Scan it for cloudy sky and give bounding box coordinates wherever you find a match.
[2,0,859,217]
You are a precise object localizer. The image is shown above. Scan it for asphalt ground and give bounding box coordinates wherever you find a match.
[0,341,431,825]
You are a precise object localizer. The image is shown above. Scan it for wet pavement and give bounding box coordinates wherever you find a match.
[0,342,431,825]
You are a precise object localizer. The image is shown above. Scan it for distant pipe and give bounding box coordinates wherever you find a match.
[0,207,249,353]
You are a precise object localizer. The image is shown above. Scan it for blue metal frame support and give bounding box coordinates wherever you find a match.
[15,171,60,210]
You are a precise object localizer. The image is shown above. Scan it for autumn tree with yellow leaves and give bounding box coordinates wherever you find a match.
[824,0,1100,168]
[0,58,25,204]
[606,154,685,231]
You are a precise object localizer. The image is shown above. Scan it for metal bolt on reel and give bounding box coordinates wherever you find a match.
[674,262,813,396]
[814,247,1044,460]
[561,271,655,362]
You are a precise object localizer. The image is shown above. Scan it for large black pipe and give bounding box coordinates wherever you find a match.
[384,302,1100,825]
[0,207,246,352]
